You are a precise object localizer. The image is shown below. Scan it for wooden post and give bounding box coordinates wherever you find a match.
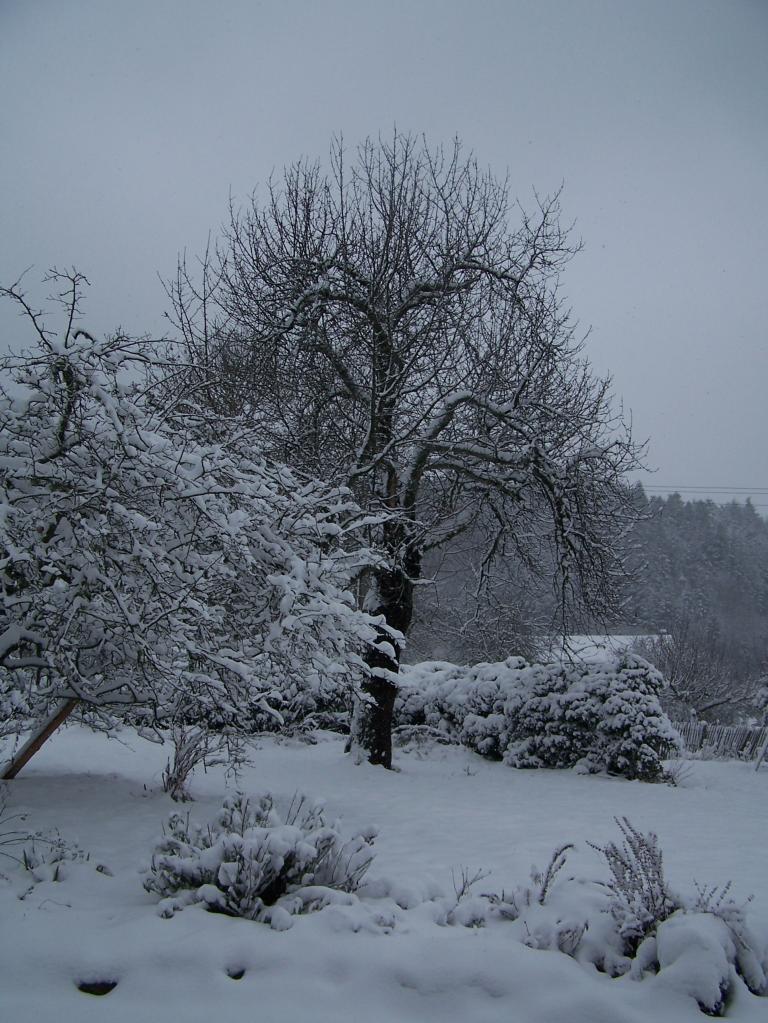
[1,699,79,780]
[756,734,768,772]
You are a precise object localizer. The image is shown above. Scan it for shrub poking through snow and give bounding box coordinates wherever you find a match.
[688,882,768,1000]
[444,866,493,927]
[144,793,376,927]
[459,818,768,1015]
[588,816,680,955]
[397,654,680,780]
[161,722,240,802]
[531,843,575,905]
[1,787,101,882]
[583,818,768,1014]
[0,786,29,866]
[431,843,587,939]
[21,832,92,883]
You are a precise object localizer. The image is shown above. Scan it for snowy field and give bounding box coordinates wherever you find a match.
[0,725,765,1023]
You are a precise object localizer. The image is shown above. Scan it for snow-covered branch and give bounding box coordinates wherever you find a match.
[1,278,388,750]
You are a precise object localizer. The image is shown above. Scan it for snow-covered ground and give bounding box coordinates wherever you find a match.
[0,725,765,1022]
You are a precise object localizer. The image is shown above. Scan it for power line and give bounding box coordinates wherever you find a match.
[637,496,768,508]
[640,485,768,493]
[629,483,768,509]
[644,494,768,504]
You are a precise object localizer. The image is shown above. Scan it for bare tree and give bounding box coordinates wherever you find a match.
[634,614,764,722]
[407,520,549,665]
[166,133,643,767]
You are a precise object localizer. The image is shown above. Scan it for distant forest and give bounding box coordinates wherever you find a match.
[623,490,768,636]
[410,488,768,722]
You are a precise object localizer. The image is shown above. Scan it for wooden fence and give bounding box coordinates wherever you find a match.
[672,720,767,761]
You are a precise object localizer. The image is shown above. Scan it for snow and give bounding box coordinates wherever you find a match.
[0,725,766,1022]
[547,634,658,659]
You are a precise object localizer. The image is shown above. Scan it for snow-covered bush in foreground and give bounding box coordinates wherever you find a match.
[583,820,767,1014]
[0,271,387,772]
[137,796,764,1016]
[396,653,680,781]
[511,822,764,1014]
[438,819,767,1016]
[143,793,376,928]
[587,816,678,954]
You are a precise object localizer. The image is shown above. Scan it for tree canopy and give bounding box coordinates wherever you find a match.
[167,134,643,766]
[0,270,384,774]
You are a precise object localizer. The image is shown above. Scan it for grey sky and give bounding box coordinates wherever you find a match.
[2,0,767,505]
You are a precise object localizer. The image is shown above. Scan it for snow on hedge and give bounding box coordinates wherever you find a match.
[396,652,681,780]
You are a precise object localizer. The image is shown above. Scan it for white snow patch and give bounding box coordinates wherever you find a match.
[0,725,765,1023]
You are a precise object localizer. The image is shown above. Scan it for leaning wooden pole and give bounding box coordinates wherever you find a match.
[1,699,79,780]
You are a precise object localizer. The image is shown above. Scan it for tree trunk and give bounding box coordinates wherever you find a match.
[1,699,79,780]
[355,545,420,769]
[358,665,398,768]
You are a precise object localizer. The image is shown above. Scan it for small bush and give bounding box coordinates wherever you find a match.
[143,792,376,926]
[1,786,98,882]
[0,786,29,866]
[161,722,238,802]
[585,818,768,1013]
[689,882,767,998]
[22,832,91,883]
[589,817,679,955]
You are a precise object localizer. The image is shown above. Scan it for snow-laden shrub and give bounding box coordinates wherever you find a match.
[144,793,376,927]
[688,882,768,999]
[397,654,680,781]
[648,912,739,1015]
[395,658,531,758]
[503,654,680,780]
[161,723,240,802]
[625,903,768,1015]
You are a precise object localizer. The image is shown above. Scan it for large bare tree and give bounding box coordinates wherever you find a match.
[166,134,642,767]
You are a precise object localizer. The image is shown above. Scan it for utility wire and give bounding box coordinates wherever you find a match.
[629,483,768,509]
[640,485,768,493]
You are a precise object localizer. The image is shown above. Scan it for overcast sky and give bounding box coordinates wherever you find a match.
[2,0,767,506]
